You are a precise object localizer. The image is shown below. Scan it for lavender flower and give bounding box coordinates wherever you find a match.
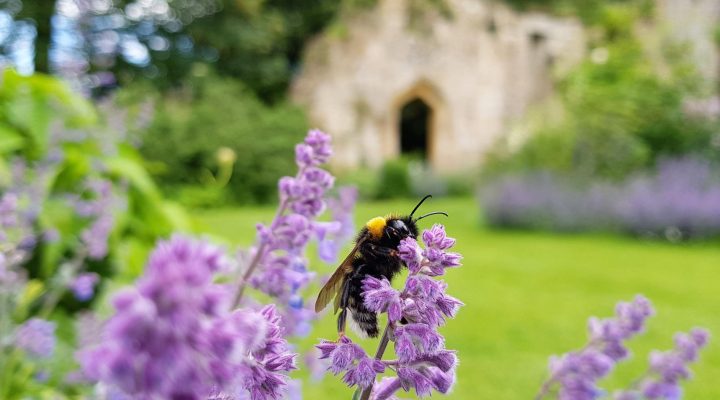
[536,296,654,400]
[0,192,19,230]
[615,328,710,400]
[480,157,720,240]
[240,130,344,338]
[0,159,50,260]
[316,336,385,388]
[69,272,100,301]
[14,318,57,359]
[321,186,358,263]
[78,235,297,400]
[316,224,462,400]
[74,179,123,260]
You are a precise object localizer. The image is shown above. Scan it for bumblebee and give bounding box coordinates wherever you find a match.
[314,195,447,338]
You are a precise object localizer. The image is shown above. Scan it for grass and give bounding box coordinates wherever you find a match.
[195,196,720,399]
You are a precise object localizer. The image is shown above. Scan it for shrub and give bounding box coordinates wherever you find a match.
[374,157,413,199]
[137,74,307,205]
[483,3,718,182]
[367,157,475,200]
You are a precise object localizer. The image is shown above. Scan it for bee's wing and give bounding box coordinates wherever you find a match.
[314,237,364,313]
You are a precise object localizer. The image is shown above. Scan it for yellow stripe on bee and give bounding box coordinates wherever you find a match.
[365,216,386,238]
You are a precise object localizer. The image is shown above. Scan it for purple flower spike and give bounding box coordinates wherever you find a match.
[304,129,332,164]
[14,318,56,359]
[78,236,296,400]
[343,357,385,388]
[398,237,423,273]
[70,272,100,301]
[362,276,403,322]
[421,224,456,250]
[637,328,710,399]
[320,186,358,263]
[539,296,656,400]
[244,129,348,341]
[294,129,332,168]
[76,179,123,260]
[318,224,462,399]
[540,297,709,400]
[371,377,403,400]
[397,367,434,397]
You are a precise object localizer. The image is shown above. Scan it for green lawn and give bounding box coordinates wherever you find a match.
[195,197,720,399]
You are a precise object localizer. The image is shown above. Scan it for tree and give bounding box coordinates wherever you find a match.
[15,0,55,73]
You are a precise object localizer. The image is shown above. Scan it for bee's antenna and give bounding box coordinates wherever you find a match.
[415,211,449,221]
[409,194,433,218]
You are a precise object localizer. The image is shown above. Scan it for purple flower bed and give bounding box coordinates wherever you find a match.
[480,158,720,240]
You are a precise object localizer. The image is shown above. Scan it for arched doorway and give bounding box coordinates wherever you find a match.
[400,98,432,160]
[388,80,445,169]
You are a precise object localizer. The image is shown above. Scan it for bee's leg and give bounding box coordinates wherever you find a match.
[337,277,352,337]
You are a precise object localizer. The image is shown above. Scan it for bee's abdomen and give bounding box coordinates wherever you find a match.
[349,304,379,338]
[346,261,381,338]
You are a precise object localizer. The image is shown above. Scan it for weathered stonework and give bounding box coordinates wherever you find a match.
[656,0,720,84]
[292,0,720,173]
[291,0,585,172]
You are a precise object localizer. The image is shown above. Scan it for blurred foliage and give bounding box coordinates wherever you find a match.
[500,0,653,24]
[483,3,719,181]
[5,0,343,102]
[0,70,194,398]
[0,70,190,284]
[338,156,474,200]
[0,70,95,161]
[188,0,342,103]
[375,157,413,199]
[136,73,307,205]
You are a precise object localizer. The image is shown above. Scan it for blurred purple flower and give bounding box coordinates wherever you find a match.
[538,296,654,400]
[321,186,359,263]
[78,235,296,399]
[305,347,331,381]
[617,158,720,240]
[621,328,710,400]
[480,157,720,240]
[0,192,19,229]
[14,318,56,359]
[70,272,100,301]
[247,129,349,339]
[75,179,124,260]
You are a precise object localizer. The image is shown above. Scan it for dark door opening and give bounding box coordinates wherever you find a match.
[400,98,431,160]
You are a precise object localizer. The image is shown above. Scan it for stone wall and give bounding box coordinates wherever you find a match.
[291,0,585,173]
[656,0,720,84]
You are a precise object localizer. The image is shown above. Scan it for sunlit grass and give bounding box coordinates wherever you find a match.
[195,196,720,399]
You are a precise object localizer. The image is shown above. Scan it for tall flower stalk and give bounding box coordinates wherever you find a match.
[315,224,463,400]
[232,129,347,338]
[536,296,709,400]
[614,328,709,399]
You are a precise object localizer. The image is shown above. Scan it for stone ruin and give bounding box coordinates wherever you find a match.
[291,0,719,173]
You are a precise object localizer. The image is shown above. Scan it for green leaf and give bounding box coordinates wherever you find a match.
[14,280,45,320]
[0,124,24,154]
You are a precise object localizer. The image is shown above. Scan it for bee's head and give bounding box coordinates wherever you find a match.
[386,217,418,240]
[365,195,447,242]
